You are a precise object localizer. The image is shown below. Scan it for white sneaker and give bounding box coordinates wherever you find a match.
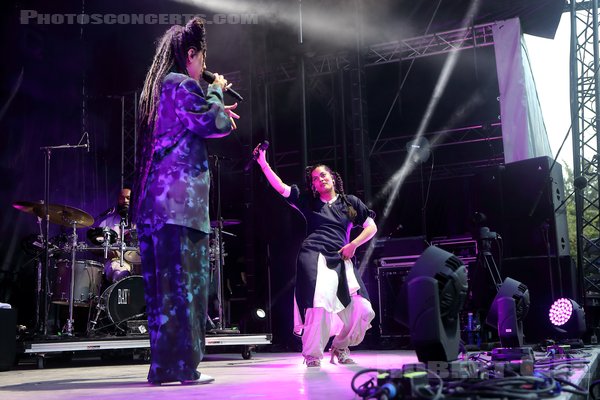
[198,374,214,384]
[180,374,215,385]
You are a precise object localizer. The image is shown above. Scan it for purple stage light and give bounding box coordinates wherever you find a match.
[548,297,586,339]
[485,277,530,348]
[549,298,573,326]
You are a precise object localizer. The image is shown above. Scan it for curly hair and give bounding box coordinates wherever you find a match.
[132,17,207,221]
[305,164,358,222]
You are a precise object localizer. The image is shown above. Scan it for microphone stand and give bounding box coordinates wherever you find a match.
[39,138,88,336]
[34,215,44,335]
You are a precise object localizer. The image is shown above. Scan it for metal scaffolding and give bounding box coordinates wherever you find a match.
[570,0,600,297]
[263,21,500,193]
[266,23,496,81]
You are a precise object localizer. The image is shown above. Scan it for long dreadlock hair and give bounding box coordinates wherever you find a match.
[304,164,358,222]
[131,17,207,222]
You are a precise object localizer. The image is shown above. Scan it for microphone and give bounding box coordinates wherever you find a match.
[96,206,116,221]
[86,132,90,153]
[202,70,244,102]
[244,141,269,172]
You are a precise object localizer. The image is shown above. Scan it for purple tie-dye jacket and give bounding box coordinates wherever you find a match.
[138,72,232,234]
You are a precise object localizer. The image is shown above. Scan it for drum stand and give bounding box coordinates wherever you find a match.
[88,228,115,334]
[118,218,126,271]
[64,221,80,336]
[89,222,124,335]
[87,301,104,334]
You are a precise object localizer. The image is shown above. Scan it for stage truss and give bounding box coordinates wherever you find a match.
[570,1,600,298]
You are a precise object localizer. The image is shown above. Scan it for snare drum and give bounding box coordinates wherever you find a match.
[52,259,103,306]
[124,249,141,265]
[100,275,146,329]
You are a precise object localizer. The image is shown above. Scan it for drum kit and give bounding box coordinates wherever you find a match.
[14,199,240,337]
[13,200,144,336]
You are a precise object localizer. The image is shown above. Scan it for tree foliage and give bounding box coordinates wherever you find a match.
[562,163,600,258]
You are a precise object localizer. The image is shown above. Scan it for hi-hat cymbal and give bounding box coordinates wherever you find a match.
[13,200,44,215]
[34,203,94,228]
[210,219,241,228]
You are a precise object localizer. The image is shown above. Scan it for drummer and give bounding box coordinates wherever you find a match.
[95,188,138,282]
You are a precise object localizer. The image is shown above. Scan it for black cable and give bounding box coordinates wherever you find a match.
[351,357,593,399]
[350,368,382,399]
[446,374,555,397]
[590,379,600,399]
[560,387,589,396]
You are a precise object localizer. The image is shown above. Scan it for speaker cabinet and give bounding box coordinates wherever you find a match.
[503,157,570,257]
[0,309,17,371]
[377,265,412,337]
[474,156,570,259]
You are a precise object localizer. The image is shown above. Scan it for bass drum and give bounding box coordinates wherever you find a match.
[100,275,146,329]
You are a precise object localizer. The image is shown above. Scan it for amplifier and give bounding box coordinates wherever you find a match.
[357,236,427,269]
[377,264,413,337]
[431,237,478,264]
[378,255,421,268]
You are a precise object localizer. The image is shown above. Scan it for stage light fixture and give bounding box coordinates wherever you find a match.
[395,246,469,362]
[486,277,530,348]
[548,298,586,338]
[252,308,267,320]
[405,136,431,164]
[239,307,268,334]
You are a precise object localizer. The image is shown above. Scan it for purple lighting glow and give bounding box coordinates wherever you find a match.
[549,298,573,326]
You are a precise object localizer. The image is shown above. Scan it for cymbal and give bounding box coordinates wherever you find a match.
[210,219,241,228]
[34,203,94,228]
[13,200,44,215]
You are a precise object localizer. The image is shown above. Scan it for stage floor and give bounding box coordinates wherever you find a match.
[0,350,420,400]
[1,348,598,399]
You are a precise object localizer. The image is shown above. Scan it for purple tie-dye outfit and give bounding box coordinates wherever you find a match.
[136,72,231,383]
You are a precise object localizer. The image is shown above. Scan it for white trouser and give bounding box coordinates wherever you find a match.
[301,294,375,359]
